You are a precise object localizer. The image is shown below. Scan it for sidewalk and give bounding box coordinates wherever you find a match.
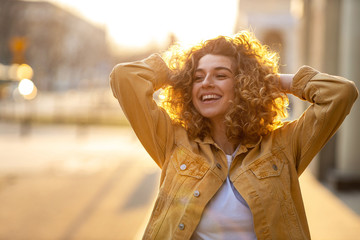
[0,123,160,240]
[0,123,359,239]
[300,171,360,239]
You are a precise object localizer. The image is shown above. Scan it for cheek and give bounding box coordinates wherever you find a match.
[191,85,201,111]
[230,88,235,100]
[191,84,198,102]
[224,82,236,100]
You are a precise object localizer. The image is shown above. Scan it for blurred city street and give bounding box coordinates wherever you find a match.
[0,121,359,240]
[1,0,360,239]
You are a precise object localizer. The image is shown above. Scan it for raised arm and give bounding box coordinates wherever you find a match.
[279,66,358,175]
[110,54,175,168]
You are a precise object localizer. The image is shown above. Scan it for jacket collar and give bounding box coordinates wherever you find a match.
[194,135,214,145]
[236,137,262,155]
[194,134,262,154]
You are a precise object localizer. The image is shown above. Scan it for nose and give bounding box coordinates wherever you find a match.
[202,74,214,88]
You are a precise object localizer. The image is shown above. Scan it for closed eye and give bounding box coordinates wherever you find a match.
[194,75,204,82]
[216,74,227,79]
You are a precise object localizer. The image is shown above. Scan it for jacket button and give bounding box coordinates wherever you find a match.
[272,164,278,171]
[193,190,200,197]
[178,223,185,230]
[180,164,187,170]
[216,163,222,169]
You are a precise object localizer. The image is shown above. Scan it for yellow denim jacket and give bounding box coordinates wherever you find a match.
[110,54,358,240]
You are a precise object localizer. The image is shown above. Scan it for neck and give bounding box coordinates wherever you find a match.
[210,120,239,155]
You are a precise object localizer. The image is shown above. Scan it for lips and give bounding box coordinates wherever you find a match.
[201,94,221,102]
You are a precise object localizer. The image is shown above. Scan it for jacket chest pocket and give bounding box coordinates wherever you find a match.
[249,155,290,201]
[250,155,284,179]
[171,146,209,179]
[246,155,302,237]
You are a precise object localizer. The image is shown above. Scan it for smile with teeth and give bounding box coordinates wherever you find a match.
[201,94,221,102]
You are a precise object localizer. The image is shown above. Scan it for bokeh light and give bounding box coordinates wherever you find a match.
[17,64,34,80]
[18,78,35,96]
[8,64,19,80]
[23,85,37,100]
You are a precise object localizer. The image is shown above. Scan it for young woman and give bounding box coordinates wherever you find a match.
[110,31,358,240]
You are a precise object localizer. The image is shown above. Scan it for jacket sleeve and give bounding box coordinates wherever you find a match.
[281,66,358,175]
[110,54,175,168]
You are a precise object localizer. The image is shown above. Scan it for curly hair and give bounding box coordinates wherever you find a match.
[160,30,288,145]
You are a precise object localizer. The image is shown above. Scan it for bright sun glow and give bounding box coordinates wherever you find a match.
[47,0,239,48]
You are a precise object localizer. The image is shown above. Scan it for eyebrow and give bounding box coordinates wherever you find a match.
[195,67,233,74]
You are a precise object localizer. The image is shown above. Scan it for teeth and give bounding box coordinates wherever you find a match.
[202,94,220,101]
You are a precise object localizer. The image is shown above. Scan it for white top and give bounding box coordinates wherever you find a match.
[190,153,257,240]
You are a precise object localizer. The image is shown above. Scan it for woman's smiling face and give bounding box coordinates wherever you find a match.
[191,54,236,123]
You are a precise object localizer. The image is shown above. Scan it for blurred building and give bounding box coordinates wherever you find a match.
[234,0,303,74]
[302,0,360,190]
[235,0,360,190]
[0,0,112,92]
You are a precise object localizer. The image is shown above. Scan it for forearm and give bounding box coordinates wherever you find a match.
[281,66,358,174]
[109,54,173,167]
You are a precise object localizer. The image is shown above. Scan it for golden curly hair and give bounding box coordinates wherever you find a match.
[161,31,288,145]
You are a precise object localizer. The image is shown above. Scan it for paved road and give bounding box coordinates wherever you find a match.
[0,122,359,240]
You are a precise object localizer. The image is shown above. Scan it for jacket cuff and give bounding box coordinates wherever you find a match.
[143,53,170,90]
[290,66,319,100]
